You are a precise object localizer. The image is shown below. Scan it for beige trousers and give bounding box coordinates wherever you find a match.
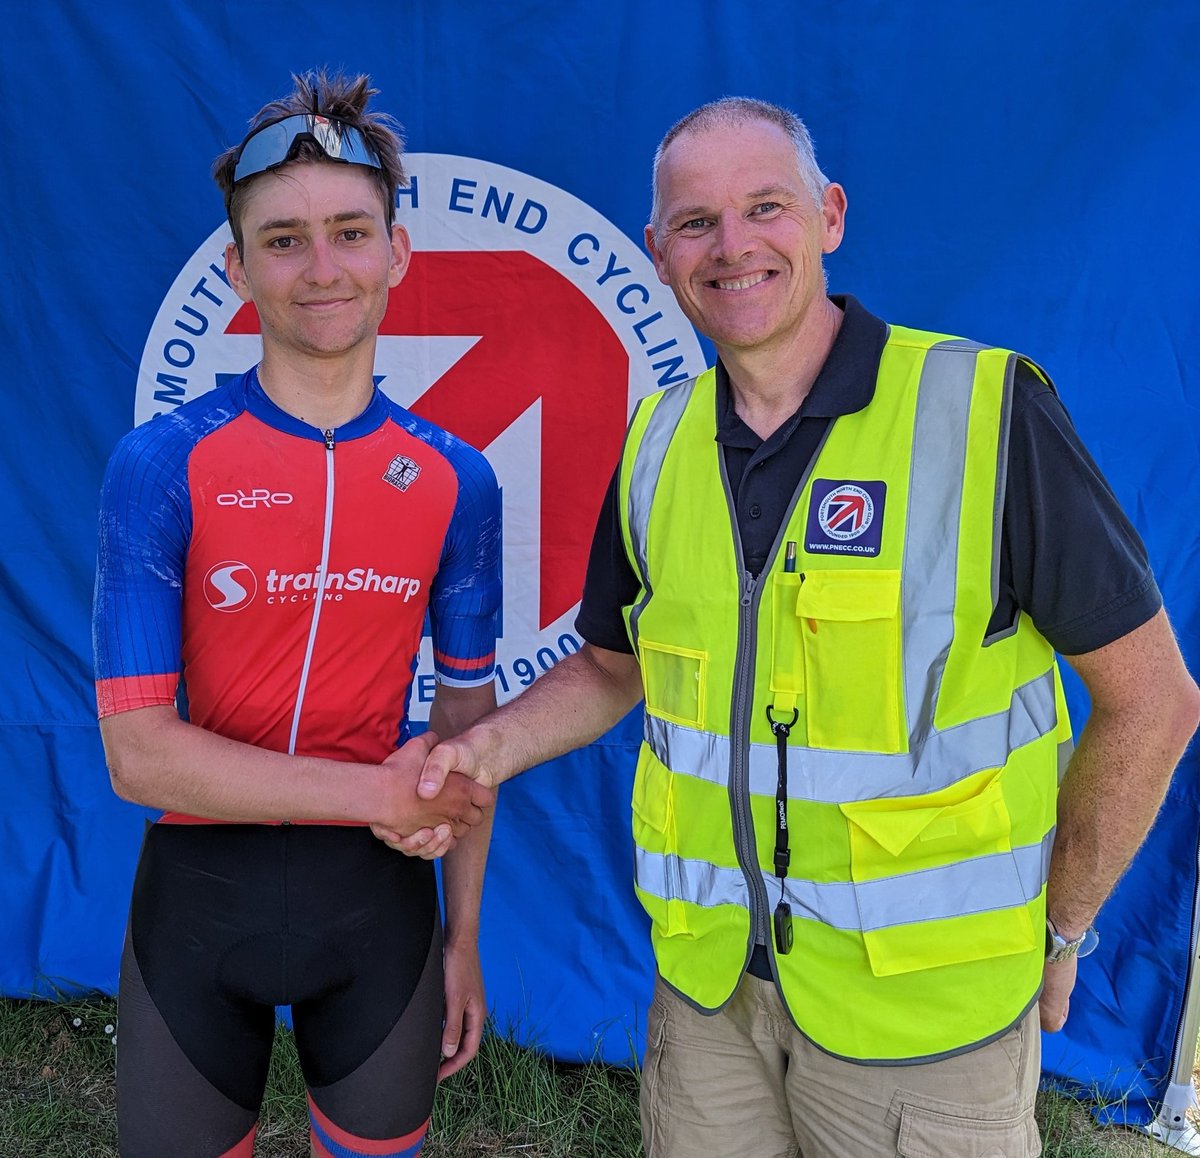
[640,972,1041,1158]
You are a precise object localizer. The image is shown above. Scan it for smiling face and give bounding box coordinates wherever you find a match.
[645,119,845,360]
[225,161,410,367]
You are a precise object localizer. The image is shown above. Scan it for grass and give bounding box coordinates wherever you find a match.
[0,996,1175,1156]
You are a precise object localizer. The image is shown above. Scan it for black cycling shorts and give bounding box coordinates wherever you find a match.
[116,822,442,1158]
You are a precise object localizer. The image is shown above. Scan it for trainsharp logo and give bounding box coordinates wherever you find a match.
[204,561,257,612]
[136,154,705,715]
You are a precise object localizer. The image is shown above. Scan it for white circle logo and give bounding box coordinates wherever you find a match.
[137,155,705,714]
[817,484,875,541]
[203,561,258,612]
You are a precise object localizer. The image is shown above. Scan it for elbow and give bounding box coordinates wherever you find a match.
[100,723,157,807]
[1175,676,1200,754]
[106,752,145,805]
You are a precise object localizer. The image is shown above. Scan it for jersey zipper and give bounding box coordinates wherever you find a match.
[286,429,336,755]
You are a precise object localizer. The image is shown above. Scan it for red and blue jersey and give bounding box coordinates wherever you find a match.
[93,368,500,813]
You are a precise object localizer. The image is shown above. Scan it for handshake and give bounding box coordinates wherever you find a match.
[369,730,495,859]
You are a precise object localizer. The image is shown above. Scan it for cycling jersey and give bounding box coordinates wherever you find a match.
[94,366,501,819]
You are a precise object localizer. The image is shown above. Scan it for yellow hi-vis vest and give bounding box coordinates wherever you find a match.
[618,325,1072,1063]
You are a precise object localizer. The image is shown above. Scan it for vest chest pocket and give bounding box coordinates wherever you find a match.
[638,639,707,728]
[768,573,806,714]
[793,569,904,753]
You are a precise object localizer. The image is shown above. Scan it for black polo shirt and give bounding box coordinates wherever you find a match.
[576,295,1160,657]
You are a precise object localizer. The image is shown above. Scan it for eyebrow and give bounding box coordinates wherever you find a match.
[254,209,376,235]
[667,186,797,226]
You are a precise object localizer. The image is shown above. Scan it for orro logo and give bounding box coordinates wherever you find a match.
[136,154,705,715]
[204,561,258,612]
[216,489,295,509]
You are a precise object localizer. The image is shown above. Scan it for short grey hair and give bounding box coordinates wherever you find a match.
[649,97,829,238]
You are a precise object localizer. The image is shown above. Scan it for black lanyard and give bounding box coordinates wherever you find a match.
[765,704,797,954]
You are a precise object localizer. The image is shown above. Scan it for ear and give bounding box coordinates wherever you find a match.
[820,183,848,255]
[644,224,670,286]
[225,241,254,304]
[389,224,412,288]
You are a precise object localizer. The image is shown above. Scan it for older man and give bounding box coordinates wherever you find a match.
[408,98,1199,1157]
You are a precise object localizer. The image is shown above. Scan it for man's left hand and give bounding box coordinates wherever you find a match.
[439,938,486,1081]
[1039,956,1078,1032]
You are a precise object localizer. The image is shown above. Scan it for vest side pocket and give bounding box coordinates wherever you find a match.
[632,750,689,936]
[839,770,1039,977]
[795,569,903,752]
[638,639,707,728]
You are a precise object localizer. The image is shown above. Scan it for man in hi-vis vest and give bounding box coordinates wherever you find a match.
[392,98,1200,1157]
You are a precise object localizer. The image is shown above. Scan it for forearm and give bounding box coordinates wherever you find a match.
[428,679,499,939]
[100,706,390,823]
[454,644,643,786]
[441,811,494,945]
[1047,611,1200,937]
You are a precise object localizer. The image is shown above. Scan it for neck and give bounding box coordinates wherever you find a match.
[257,343,378,431]
[719,297,843,440]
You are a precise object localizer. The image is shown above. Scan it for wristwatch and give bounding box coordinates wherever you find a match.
[1045,918,1100,964]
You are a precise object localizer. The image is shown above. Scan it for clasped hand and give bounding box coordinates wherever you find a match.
[370,732,494,859]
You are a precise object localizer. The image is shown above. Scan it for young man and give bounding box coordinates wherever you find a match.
[407,98,1200,1157]
[93,72,500,1158]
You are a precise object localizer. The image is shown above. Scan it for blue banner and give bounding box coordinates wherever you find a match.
[2,0,1196,1124]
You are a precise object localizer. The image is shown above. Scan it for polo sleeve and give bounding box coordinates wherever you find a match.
[997,361,1161,655]
[575,465,639,654]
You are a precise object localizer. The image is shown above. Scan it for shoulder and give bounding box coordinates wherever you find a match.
[102,379,246,498]
[381,398,499,500]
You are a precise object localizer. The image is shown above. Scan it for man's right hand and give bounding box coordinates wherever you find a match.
[417,734,494,800]
[372,734,494,857]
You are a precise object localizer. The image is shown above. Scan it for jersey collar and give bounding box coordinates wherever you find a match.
[242,366,391,442]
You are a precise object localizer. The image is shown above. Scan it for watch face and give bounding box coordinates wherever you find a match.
[1045,923,1100,963]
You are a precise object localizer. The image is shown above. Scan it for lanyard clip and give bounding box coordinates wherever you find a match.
[766,704,798,738]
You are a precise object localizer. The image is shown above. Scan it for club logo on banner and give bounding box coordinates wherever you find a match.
[136,154,704,714]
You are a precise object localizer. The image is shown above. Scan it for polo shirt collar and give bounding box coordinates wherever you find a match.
[715,294,887,446]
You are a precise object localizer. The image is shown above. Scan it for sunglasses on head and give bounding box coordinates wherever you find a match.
[233,113,381,183]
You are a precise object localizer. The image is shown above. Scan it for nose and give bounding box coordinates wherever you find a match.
[711,211,754,264]
[304,236,341,285]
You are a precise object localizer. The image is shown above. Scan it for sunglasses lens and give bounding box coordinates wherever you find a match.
[233,115,379,182]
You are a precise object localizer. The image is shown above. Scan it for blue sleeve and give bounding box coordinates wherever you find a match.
[92,416,194,715]
[429,442,502,686]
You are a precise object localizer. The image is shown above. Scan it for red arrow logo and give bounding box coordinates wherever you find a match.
[826,492,867,533]
[227,250,630,629]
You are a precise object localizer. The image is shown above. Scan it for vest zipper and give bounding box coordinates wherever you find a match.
[730,569,772,958]
[286,429,336,757]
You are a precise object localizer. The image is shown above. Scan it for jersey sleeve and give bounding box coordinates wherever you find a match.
[996,361,1162,655]
[428,443,502,687]
[92,418,194,717]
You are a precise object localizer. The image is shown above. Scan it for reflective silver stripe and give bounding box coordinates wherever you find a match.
[644,667,1058,803]
[902,340,986,744]
[991,354,1016,611]
[625,378,697,649]
[636,830,1052,933]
